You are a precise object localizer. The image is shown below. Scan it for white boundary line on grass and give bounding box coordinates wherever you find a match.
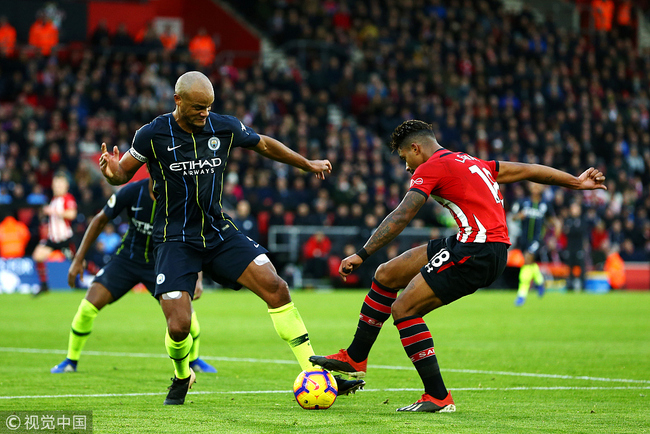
[2,386,650,400]
[2,347,649,385]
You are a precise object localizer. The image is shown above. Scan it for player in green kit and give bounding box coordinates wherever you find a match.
[511,183,553,306]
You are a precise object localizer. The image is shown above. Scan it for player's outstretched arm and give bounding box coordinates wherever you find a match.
[99,143,143,185]
[496,162,607,190]
[339,191,426,280]
[253,135,332,179]
[67,210,110,288]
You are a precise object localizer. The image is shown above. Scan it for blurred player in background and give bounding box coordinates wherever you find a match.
[32,172,77,296]
[311,120,607,413]
[564,201,589,291]
[51,178,217,375]
[510,182,554,306]
[99,71,362,405]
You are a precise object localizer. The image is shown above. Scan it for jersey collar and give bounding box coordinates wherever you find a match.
[168,113,210,134]
[433,148,452,158]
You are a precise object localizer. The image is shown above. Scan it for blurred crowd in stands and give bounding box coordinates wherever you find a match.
[0,0,648,289]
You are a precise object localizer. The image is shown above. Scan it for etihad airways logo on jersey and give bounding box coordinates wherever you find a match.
[169,158,223,175]
[522,206,548,219]
[131,218,153,235]
[410,178,424,188]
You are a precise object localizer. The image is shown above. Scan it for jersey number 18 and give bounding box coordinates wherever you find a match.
[469,165,503,206]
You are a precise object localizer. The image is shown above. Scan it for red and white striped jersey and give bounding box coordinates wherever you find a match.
[409,149,511,245]
[47,193,76,243]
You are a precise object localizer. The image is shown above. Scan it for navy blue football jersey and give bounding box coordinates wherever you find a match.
[128,112,260,249]
[511,197,554,252]
[103,179,155,264]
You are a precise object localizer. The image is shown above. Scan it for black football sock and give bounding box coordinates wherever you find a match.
[395,315,448,400]
[347,279,398,363]
[36,261,48,284]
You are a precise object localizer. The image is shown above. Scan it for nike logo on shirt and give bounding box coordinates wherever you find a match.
[131,206,143,211]
[167,145,181,151]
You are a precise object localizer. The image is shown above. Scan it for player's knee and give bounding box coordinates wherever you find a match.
[167,317,191,341]
[32,247,45,262]
[390,297,412,322]
[85,284,112,310]
[265,274,288,294]
[264,275,291,308]
[390,299,403,320]
[374,262,398,288]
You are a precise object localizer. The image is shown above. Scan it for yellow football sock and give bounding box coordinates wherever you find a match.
[189,311,200,362]
[269,302,316,371]
[532,263,544,286]
[517,264,534,298]
[165,329,193,379]
[67,299,99,361]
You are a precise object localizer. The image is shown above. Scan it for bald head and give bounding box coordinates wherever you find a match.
[175,71,213,98]
[173,71,215,132]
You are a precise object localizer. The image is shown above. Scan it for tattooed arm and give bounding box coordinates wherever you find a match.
[496,162,607,190]
[339,191,426,280]
[363,191,426,255]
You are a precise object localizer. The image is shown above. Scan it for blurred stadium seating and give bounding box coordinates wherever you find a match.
[0,0,647,290]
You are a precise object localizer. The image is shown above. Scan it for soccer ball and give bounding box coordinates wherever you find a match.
[293,370,338,410]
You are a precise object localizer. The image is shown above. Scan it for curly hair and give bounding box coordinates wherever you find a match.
[388,120,436,152]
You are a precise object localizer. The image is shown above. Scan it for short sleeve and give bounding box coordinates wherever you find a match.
[486,160,499,178]
[229,116,261,148]
[64,194,77,211]
[408,161,440,199]
[129,125,154,163]
[103,185,130,220]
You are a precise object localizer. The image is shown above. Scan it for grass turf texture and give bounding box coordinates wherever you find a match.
[0,289,648,434]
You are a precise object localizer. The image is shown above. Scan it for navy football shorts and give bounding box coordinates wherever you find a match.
[421,236,508,305]
[153,231,269,299]
[92,255,155,302]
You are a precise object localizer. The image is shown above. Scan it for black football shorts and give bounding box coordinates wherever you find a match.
[421,236,508,305]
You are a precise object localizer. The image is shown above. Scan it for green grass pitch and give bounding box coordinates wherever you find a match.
[1,289,648,433]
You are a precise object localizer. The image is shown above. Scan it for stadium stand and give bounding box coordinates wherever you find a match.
[0,0,648,289]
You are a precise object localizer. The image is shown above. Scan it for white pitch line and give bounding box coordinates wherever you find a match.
[0,390,289,400]
[440,368,650,384]
[0,347,296,365]
[2,347,649,385]
[384,386,650,392]
[2,386,650,400]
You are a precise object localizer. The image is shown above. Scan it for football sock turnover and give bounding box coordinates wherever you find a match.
[165,329,193,379]
[67,299,99,361]
[395,315,448,400]
[347,278,398,363]
[268,302,315,371]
